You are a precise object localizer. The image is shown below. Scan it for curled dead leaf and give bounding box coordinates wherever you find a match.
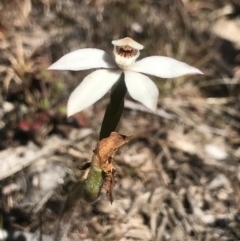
[85,132,131,203]
[103,169,116,203]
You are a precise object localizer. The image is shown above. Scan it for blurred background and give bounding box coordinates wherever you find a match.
[0,0,240,240]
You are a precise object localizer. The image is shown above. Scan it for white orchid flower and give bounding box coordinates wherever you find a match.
[48,37,203,117]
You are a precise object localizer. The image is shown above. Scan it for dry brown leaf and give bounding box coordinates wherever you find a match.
[103,169,116,203]
[91,132,131,203]
[92,132,132,171]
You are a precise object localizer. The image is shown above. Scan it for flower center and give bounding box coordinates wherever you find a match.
[116,46,138,58]
[112,37,143,69]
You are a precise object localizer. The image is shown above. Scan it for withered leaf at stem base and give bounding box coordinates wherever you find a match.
[103,169,116,204]
[91,132,131,203]
[92,132,132,172]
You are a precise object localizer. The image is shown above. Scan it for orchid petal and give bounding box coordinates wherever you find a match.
[129,56,203,78]
[68,69,121,116]
[48,48,117,71]
[124,70,159,111]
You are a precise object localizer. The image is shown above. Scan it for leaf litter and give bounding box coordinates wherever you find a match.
[1,0,240,241]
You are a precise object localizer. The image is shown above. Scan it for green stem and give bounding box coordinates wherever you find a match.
[83,165,104,202]
[99,73,127,140]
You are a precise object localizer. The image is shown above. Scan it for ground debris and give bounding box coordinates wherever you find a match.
[1,0,240,241]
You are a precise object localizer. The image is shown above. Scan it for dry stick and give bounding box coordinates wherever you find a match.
[54,180,86,241]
